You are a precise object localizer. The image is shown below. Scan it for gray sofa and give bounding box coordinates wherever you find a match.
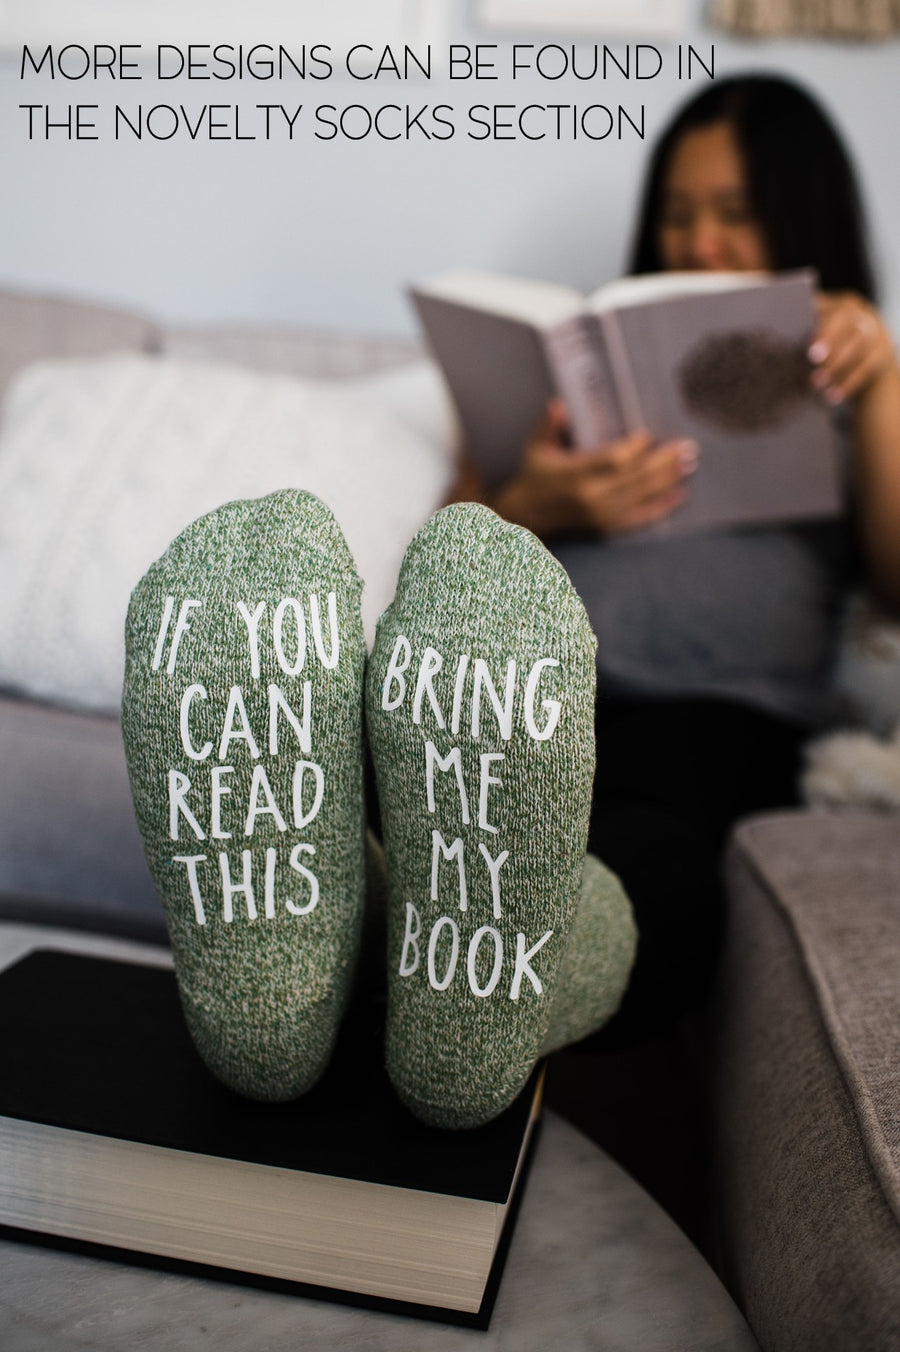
[716,812,900,1351]
[0,286,897,1352]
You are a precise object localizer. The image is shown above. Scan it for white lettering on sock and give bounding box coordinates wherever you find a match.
[425,741,470,825]
[413,646,445,728]
[382,635,411,711]
[173,853,208,925]
[427,916,459,991]
[399,902,421,976]
[168,769,205,841]
[273,598,307,676]
[450,653,470,735]
[236,601,266,678]
[220,850,258,923]
[471,658,515,740]
[166,599,202,675]
[264,845,277,919]
[292,760,325,828]
[210,764,234,839]
[151,596,176,671]
[268,682,311,755]
[310,591,340,669]
[524,659,561,741]
[179,683,213,761]
[286,842,319,915]
[431,830,467,912]
[218,686,261,760]
[467,926,503,997]
[510,929,553,1000]
[478,843,509,919]
[477,753,504,834]
[244,764,287,836]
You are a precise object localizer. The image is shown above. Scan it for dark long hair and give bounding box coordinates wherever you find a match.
[628,74,877,300]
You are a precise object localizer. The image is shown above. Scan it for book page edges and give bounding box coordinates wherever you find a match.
[0,1115,499,1311]
[412,268,816,325]
[411,271,584,327]
[585,269,773,314]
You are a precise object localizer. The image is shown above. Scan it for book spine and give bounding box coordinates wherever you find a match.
[543,316,626,448]
[598,310,644,431]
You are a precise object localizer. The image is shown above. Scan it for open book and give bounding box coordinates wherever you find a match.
[409,269,842,536]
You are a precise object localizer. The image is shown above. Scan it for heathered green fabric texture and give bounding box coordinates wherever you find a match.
[122,489,366,1102]
[540,853,637,1055]
[363,834,637,1058]
[366,502,599,1128]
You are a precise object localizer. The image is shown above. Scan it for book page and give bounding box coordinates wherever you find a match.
[586,270,771,314]
[413,271,584,328]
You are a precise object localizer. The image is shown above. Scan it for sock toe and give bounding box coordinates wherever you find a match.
[366,502,597,1127]
[123,488,366,1101]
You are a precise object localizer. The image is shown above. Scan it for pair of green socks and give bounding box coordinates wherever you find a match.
[122,489,636,1127]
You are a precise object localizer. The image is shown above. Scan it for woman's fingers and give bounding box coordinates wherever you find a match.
[516,411,700,536]
[577,436,699,533]
[619,484,689,531]
[815,343,890,403]
[811,293,894,403]
[585,428,655,471]
[526,396,573,452]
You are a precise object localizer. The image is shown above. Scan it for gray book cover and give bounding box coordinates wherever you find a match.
[409,288,555,490]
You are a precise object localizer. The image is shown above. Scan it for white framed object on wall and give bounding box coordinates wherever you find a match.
[0,0,448,54]
[475,0,689,37]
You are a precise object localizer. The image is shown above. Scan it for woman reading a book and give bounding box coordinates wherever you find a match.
[452,73,900,1036]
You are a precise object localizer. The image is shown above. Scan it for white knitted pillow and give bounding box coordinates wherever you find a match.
[0,354,455,712]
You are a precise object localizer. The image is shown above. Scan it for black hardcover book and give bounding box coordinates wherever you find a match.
[0,950,543,1327]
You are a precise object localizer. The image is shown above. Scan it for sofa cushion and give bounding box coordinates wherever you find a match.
[716,810,900,1352]
[0,695,165,940]
[0,289,158,401]
[162,322,422,380]
[0,353,454,713]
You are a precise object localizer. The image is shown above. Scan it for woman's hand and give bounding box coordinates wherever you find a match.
[809,292,896,406]
[491,399,699,539]
[811,292,900,609]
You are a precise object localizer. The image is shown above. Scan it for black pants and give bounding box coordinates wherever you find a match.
[587,696,808,1041]
[364,694,808,1038]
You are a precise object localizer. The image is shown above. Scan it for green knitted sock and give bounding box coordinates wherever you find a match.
[366,502,600,1128]
[540,854,637,1055]
[122,488,366,1102]
[362,834,636,1054]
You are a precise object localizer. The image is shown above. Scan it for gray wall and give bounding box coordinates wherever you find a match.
[2,0,898,334]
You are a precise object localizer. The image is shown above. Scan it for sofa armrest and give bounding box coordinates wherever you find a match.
[713,810,900,1352]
